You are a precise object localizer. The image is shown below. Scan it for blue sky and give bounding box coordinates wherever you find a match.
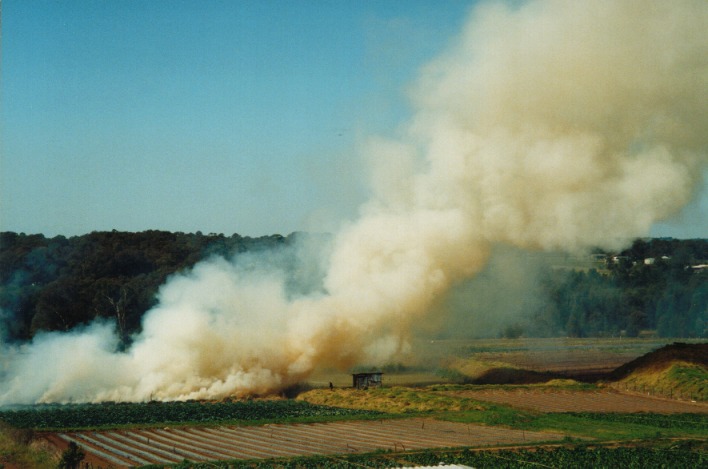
[2,0,475,237]
[1,0,706,239]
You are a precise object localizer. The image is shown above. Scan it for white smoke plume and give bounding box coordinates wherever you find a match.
[1,0,706,404]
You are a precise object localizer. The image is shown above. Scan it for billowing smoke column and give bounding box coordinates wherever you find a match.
[1,0,706,404]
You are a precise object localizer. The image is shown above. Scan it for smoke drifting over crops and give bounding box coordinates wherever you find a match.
[1,0,707,404]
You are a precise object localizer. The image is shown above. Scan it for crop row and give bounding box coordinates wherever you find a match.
[397,444,706,469]
[146,441,706,468]
[0,400,381,429]
[565,412,708,430]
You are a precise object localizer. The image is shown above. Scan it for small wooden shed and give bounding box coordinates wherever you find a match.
[352,372,383,389]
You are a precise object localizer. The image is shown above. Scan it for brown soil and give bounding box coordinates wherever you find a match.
[444,388,708,413]
[42,433,116,469]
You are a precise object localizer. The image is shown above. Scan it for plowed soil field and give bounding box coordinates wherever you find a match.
[45,418,566,468]
[446,388,708,413]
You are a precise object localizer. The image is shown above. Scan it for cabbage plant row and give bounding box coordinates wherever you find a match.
[0,400,381,430]
[565,412,708,430]
[159,442,705,468]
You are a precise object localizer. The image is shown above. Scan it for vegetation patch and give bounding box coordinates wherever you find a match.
[527,412,708,440]
[564,412,708,433]
[301,386,542,428]
[301,384,708,440]
[615,361,708,401]
[0,423,57,469]
[2,233,706,345]
[608,343,708,401]
[299,387,487,414]
[0,400,381,431]
[610,342,707,378]
[420,409,708,441]
[147,440,707,468]
[439,357,565,384]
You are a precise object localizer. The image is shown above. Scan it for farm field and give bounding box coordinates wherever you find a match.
[0,400,378,430]
[135,441,705,468]
[37,387,708,468]
[309,337,704,387]
[1,339,705,468]
[46,418,567,468]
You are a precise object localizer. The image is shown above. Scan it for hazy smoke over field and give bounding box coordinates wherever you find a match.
[1,0,707,404]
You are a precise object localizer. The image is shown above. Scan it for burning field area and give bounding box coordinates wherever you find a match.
[2,0,708,407]
[1,341,706,468]
[1,0,707,466]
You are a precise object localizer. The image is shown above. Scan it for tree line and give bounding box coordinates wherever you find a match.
[0,230,293,343]
[0,231,706,343]
[528,238,707,338]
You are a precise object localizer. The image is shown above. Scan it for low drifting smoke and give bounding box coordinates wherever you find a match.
[1,0,706,404]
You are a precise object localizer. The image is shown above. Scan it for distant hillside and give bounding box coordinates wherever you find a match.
[1,232,706,343]
[0,230,324,343]
[528,239,707,339]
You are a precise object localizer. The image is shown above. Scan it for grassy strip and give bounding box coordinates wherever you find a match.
[301,386,495,414]
[302,386,708,441]
[617,362,708,401]
[440,410,708,441]
[531,414,707,440]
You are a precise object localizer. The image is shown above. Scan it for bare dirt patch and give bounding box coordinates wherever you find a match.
[445,388,708,413]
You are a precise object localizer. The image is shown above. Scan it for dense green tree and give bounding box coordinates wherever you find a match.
[529,240,706,338]
[0,230,315,342]
[0,232,705,342]
[57,441,85,469]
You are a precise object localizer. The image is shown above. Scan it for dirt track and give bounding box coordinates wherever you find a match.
[46,418,566,468]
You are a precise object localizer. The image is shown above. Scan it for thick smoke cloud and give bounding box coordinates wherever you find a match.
[404,0,706,251]
[1,0,706,404]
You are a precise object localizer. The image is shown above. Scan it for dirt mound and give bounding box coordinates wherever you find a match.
[442,357,566,385]
[467,367,562,385]
[606,342,707,401]
[608,342,708,380]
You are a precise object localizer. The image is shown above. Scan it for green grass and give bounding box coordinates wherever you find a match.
[529,413,707,440]
[668,364,708,399]
[5,379,706,466]
[303,382,708,441]
[440,408,708,441]
[303,384,708,442]
[617,361,708,401]
[300,386,489,414]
